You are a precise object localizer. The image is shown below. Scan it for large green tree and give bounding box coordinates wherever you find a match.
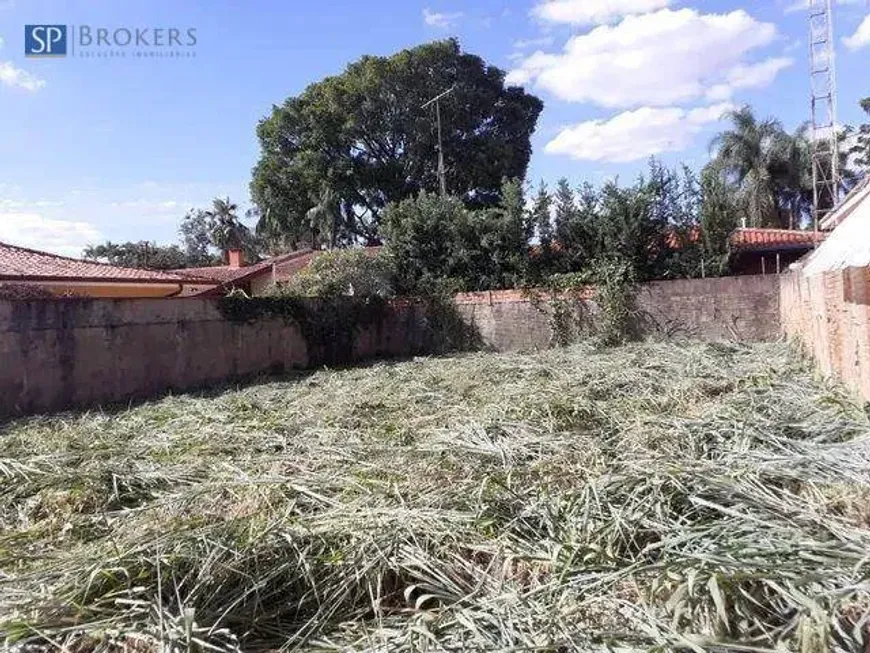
[251,39,543,246]
[710,106,791,228]
[710,105,859,228]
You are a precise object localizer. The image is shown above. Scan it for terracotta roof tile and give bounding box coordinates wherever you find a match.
[729,228,827,252]
[0,241,208,283]
[172,250,317,286]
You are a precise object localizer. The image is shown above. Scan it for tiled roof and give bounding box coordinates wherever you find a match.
[177,248,386,290]
[729,228,827,252]
[0,241,207,283]
[173,250,317,286]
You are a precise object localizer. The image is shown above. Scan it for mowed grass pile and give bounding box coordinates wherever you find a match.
[3,342,870,652]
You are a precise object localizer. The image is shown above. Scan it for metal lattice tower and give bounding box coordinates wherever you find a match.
[809,0,840,231]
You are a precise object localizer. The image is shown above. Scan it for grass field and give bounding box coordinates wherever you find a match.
[2,341,870,652]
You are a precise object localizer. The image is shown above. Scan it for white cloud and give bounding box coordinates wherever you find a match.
[0,61,46,92]
[507,8,778,108]
[844,15,870,50]
[706,57,794,101]
[514,36,554,49]
[423,8,464,29]
[109,199,180,211]
[0,34,46,92]
[544,103,735,163]
[532,0,671,25]
[0,213,101,257]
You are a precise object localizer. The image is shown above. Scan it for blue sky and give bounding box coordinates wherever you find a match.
[0,0,868,255]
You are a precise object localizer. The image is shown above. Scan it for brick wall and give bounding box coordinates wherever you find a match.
[455,275,780,350]
[780,267,870,400]
[0,275,780,417]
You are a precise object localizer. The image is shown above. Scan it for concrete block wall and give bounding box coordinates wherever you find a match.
[1,275,781,417]
[637,275,781,342]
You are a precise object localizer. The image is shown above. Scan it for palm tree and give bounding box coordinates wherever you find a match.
[206,197,245,252]
[776,124,813,229]
[711,106,862,229]
[710,106,792,229]
[778,124,859,225]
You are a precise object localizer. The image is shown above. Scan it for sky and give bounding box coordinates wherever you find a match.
[0,0,868,256]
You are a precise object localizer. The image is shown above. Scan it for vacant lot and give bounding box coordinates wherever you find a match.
[2,342,870,651]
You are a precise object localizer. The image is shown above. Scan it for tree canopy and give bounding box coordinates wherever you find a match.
[180,198,259,265]
[709,104,860,229]
[251,39,544,247]
[83,241,189,270]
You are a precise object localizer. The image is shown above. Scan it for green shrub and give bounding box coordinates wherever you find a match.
[383,184,528,294]
[277,249,396,299]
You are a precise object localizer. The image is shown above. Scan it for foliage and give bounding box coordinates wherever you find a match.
[709,105,857,229]
[179,199,259,265]
[206,197,256,257]
[710,105,790,228]
[179,208,222,266]
[592,168,686,281]
[528,181,555,281]
[278,249,396,299]
[852,97,870,172]
[546,163,706,282]
[588,257,638,347]
[83,241,189,270]
[4,342,870,651]
[699,162,740,276]
[552,178,596,273]
[250,39,543,245]
[0,283,66,299]
[383,160,729,293]
[304,187,344,250]
[383,181,529,293]
[218,293,390,366]
[526,258,638,348]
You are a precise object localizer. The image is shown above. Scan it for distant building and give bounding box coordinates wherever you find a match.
[177,247,384,296]
[0,241,216,298]
[802,177,870,275]
[175,248,321,296]
[728,228,828,276]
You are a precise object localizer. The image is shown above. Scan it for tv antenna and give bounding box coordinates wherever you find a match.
[422,85,455,197]
[809,0,840,230]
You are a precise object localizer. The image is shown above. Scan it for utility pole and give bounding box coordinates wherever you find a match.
[809,0,840,231]
[421,86,455,197]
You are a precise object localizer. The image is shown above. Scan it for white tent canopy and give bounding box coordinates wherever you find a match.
[802,178,870,276]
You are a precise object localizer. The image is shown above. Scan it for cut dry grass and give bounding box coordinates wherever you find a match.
[1,341,870,651]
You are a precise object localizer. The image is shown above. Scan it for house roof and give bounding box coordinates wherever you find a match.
[803,178,870,276]
[0,241,209,284]
[179,247,386,296]
[728,228,827,253]
[173,250,318,287]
